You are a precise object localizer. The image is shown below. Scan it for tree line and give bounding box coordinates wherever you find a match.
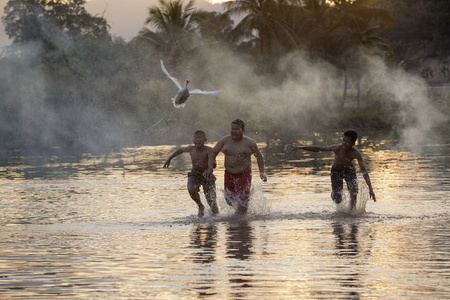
[0,0,448,153]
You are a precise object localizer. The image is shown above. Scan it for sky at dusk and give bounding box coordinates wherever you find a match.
[0,0,225,47]
[0,0,8,47]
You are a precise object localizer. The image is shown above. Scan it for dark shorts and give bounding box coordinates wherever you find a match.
[187,172,216,193]
[330,164,358,201]
[224,170,252,205]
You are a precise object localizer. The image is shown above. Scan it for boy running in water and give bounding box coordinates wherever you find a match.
[164,130,219,217]
[286,130,376,210]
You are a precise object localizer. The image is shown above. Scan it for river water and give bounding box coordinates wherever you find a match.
[0,132,449,299]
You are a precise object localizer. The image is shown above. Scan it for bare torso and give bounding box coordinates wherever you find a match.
[332,145,360,168]
[219,136,255,174]
[189,145,212,174]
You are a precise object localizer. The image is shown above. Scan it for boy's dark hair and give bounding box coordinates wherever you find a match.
[344,130,358,144]
[231,119,245,130]
[194,130,206,138]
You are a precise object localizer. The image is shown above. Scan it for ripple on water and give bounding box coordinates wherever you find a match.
[0,141,449,299]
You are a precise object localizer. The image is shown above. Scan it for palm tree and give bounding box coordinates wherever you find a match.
[342,1,394,54]
[197,11,234,43]
[295,1,353,67]
[223,0,299,61]
[135,0,206,63]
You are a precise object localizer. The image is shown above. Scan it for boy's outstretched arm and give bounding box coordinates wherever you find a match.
[357,155,376,202]
[163,147,187,168]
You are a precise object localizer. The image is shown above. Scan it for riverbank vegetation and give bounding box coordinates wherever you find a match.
[0,0,448,154]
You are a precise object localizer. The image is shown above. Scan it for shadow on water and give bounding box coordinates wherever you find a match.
[190,223,219,264]
[332,222,362,298]
[331,219,377,299]
[226,220,254,299]
[188,220,256,298]
[226,220,254,261]
[189,223,219,297]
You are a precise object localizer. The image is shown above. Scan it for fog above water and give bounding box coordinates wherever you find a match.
[0,12,447,155]
[186,47,447,148]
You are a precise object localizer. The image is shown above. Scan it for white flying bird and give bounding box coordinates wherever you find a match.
[160,60,222,108]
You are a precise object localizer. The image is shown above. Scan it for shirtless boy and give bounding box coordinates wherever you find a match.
[204,119,267,215]
[164,130,219,217]
[286,130,376,210]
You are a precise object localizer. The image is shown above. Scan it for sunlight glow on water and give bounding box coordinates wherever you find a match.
[0,134,449,298]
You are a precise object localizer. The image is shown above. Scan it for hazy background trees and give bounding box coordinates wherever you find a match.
[0,0,448,153]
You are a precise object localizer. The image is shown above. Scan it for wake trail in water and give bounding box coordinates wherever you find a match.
[136,180,446,228]
[160,186,379,226]
[152,209,448,228]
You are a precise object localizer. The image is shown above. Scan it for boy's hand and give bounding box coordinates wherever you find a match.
[203,167,213,178]
[260,172,267,182]
[163,159,170,168]
[369,189,376,202]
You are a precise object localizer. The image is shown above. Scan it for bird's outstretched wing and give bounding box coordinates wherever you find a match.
[160,60,182,89]
[189,89,222,95]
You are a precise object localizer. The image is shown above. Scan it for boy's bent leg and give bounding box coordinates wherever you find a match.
[189,189,205,217]
[207,197,219,214]
[331,167,344,204]
[350,193,357,210]
[204,180,219,214]
[188,174,204,217]
[344,164,359,210]
[332,194,343,204]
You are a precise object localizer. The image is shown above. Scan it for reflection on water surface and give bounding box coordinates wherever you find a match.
[0,133,449,298]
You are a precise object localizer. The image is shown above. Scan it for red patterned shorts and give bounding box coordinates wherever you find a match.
[224,169,252,204]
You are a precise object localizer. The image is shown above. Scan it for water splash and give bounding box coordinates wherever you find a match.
[335,180,369,216]
[248,180,272,215]
[197,179,272,218]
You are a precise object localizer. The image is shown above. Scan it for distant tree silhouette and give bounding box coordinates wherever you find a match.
[2,0,109,51]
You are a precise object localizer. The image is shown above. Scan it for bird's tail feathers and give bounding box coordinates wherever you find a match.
[172,98,186,108]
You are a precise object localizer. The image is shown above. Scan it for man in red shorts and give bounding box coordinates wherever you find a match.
[204,119,267,214]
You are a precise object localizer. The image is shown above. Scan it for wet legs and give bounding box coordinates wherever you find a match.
[204,184,219,215]
[189,189,205,217]
[236,205,248,215]
[189,184,219,217]
[350,193,357,210]
[333,193,357,210]
[225,192,248,215]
